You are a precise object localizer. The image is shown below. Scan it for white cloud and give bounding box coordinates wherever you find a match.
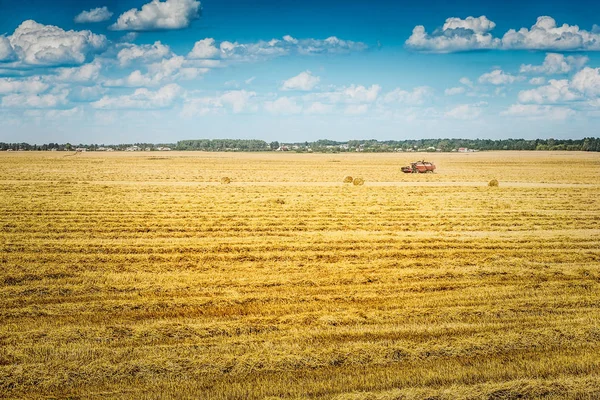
[2,90,69,108]
[69,85,107,102]
[518,79,580,104]
[406,16,500,52]
[382,86,433,105]
[119,32,139,43]
[529,77,546,85]
[406,15,600,52]
[117,41,172,66]
[245,76,256,85]
[219,35,367,61]
[515,67,600,105]
[281,71,320,91]
[312,84,380,104]
[459,77,474,87]
[74,7,113,23]
[220,90,256,113]
[0,77,48,94]
[92,84,183,109]
[0,36,16,62]
[570,67,600,97]
[106,56,207,87]
[182,90,257,116]
[264,97,302,115]
[501,104,576,120]
[520,53,588,75]
[9,20,107,66]
[445,103,485,120]
[55,61,102,82]
[188,38,219,59]
[502,17,600,51]
[110,0,201,31]
[445,87,465,96]
[478,69,522,85]
[442,16,496,33]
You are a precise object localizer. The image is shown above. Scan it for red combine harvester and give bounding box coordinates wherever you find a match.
[401,160,436,173]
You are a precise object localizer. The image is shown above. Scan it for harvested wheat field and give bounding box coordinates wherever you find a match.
[1,151,600,399]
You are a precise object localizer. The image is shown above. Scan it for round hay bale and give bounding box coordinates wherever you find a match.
[488,179,499,187]
[220,177,231,184]
[353,177,365,186]
[343,176,353,184]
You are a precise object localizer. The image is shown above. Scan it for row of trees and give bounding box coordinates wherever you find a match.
[2,138,600,152]
[176,139,269,151]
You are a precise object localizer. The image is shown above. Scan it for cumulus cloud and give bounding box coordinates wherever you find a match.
[182,90,257,116]
[188,38,219,59]
[281,71,320,91]
[68,85,107,102]
[0,36,16,62]
[117,41,172,66]
[405,16,500,52]
[264,97,302,115]
[570,67,600,97]
[459,77,474,87]
[518,79,581,104]
[106,56,207,87]
[520,53,588,75]
[9,20,107,66]
[74,7,113,23]
[502,16,600,51]
[529,77,546,85]
[478,69,522,85]
[310,84,381,104]
[2,90,69,108]
[0,77,48,94]
[110,0,201,31]
[501,104,575,120]
[219,35,367,61]
[55,61,102,82]
[442,16,496,33]
[445,87,465,96]
[515,67,600,105]
[406,15,600,52]
[92,83,183,109]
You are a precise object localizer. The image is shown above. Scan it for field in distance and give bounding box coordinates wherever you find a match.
[1,151,599,399]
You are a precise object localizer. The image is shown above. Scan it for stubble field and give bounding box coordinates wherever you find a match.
[1,151,599,399]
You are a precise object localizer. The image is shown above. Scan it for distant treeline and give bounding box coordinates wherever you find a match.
[176,139,269,151]
[2,137,600,152]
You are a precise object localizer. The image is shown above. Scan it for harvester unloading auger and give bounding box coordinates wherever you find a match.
[401,160,436,173]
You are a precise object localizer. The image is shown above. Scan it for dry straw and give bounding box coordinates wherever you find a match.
[488,179,499,187]
[343,176,353,183]
[353,177,365,186]
[221,177,231,184]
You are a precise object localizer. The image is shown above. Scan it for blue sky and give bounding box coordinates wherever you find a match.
[1,0,599,144]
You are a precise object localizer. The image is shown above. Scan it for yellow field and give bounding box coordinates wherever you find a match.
[1,151,600,399]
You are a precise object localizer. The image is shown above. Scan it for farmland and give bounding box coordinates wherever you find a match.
[1,151,600,399]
